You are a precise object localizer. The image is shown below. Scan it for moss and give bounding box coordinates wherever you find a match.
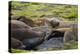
[10,1,78,20]
[63,40,78,50]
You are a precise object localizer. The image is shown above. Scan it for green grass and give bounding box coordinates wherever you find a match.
[10,1,78,20]
[11,49,32,53]
[63,40,78,50]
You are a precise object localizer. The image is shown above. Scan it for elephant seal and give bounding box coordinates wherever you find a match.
[10,20,32,29]
[11,28,45,41]
[11,28,46,50]
[64,24,78,42]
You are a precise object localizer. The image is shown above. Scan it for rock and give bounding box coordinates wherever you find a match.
[36,37,64,50]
